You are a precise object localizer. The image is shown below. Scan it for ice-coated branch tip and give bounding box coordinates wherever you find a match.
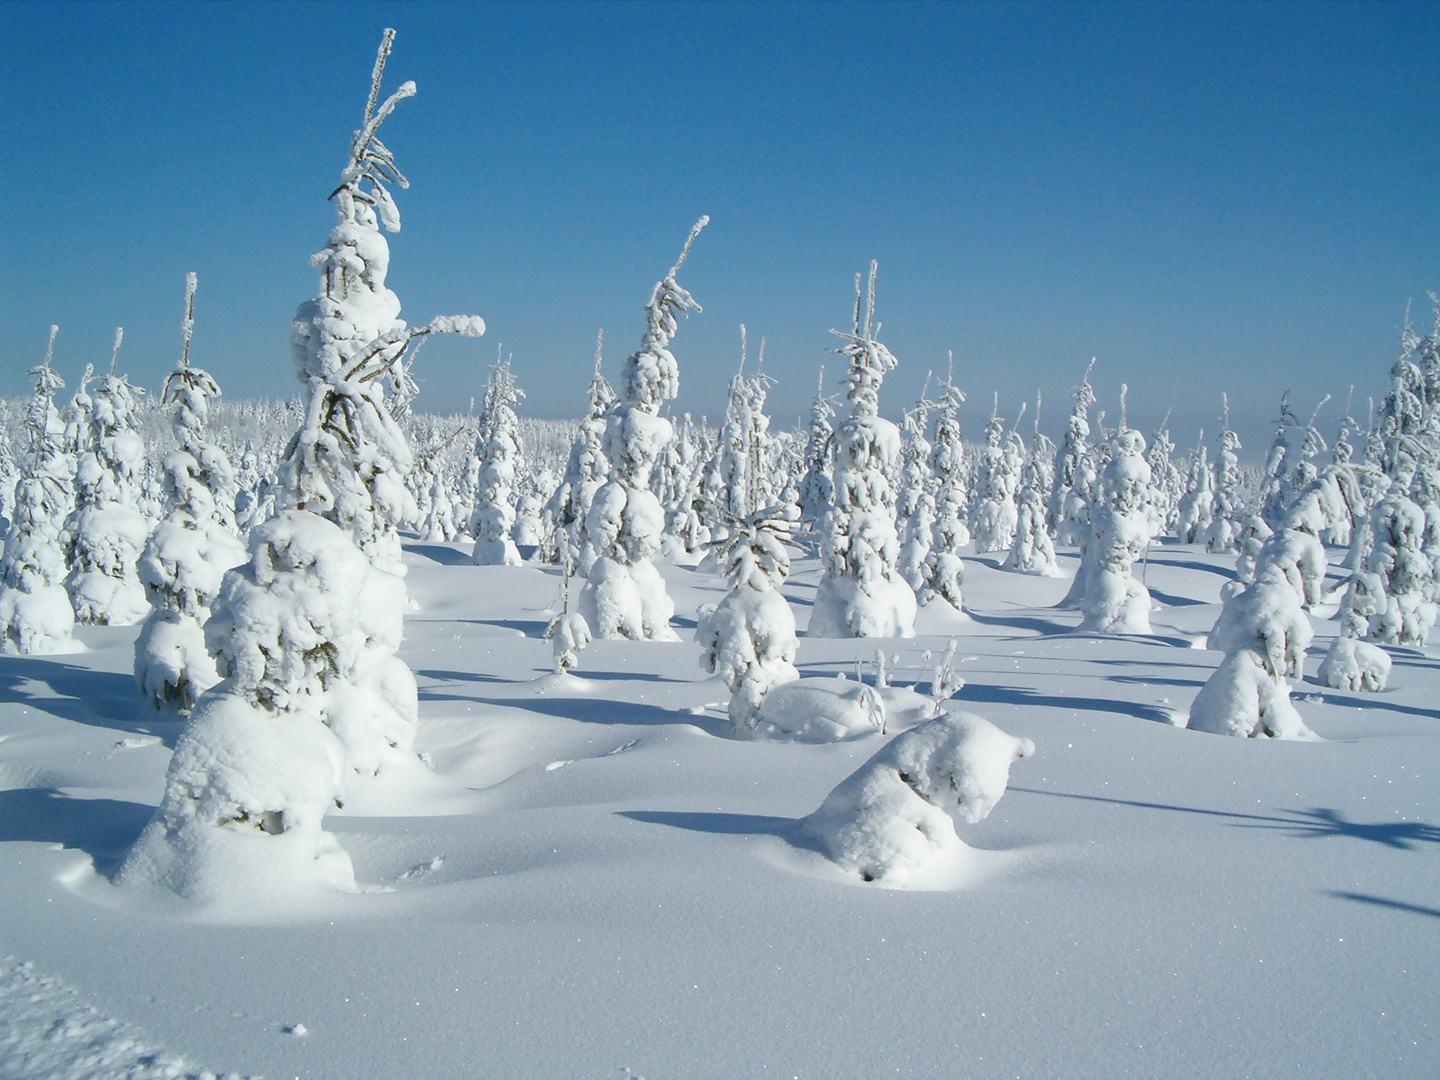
[43,325,58,368]
[669,215,709,277]
[110,327,124,373]
[181,272,198,367]
[365,29,397,125]
[593,328,604,372]
[864,260,878,338]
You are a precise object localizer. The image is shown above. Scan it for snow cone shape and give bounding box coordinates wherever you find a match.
[579,216,707,641]
[696,507,800,731]
[801,710,1033,885]
[1187,565,1314,739]
[810,263,918,638]
[1079,426,1153,634]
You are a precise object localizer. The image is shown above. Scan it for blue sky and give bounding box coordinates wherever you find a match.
[3,1,1438,454]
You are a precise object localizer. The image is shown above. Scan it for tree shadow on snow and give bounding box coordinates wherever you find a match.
[620,809,798,838]
[1144,587,1209,608]
[1327,891,1440,920]
[475,695,723,733]
[0,658,180,746]
[1149,558,1237,581]
[415,668,511,686]
[955,683,1175,725]
[1302,687,1440,721]
[962,608,1073,636]
[402,542,474,566]
[1012,788,1440,850]
[0,787,152,874]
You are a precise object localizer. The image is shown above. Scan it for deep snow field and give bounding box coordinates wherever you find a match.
[1,538,1436,1080]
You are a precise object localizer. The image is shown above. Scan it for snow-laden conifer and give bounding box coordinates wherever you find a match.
[1173,432,1213,543]
[809,264,917,638]
[796,367,838,537]
[65,329,151,626]
[1256,392,1297,529]
[0,327,78,654]
[122,31,482,902]
[922,367,968,610]
[970,395,1022,553]
[578,217,707,641]
[548,332,616,571]
[696,506,801,732]
[1051,358,1097,548]
[895,385,937,591]
[1203,397,1244,553]
[134,274,247,710]
[469,351,524,566]
[1078,395,1153,634]
[1006,396,1059,576]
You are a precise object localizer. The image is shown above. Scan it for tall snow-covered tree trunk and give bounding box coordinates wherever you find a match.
[121,30,484,904]
[578,216,708,641]
[809,263,917,638]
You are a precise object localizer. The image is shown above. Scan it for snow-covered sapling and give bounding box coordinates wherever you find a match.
[922,365,968,609]
[1079,415,1153,635]
[545,559,590,675]
[696,506,801,731]
[469,351,525,566]
[800,710,1034,885]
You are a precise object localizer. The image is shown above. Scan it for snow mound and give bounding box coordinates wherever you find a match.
[0,955,247,1079]
[801,710,1033,885]
[754,678,885,742]
[1318,637,1391,693]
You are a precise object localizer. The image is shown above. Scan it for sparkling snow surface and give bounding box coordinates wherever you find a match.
[0,541,1436,1078]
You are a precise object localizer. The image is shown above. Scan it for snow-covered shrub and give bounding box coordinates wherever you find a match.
[1079,422,1153,634]
[65,331,151,626]
[754,677,885,743]
[0,327,77,654]
[1317,636,1391,693]
[800,710,1033,885]
[134,274,247,711]
[921,373,968,609]
[469,353,524,566]
[1186,564,1314,739]
[545,562,590,674]
[696,506,800,731]
[810,264,918,638]
[579,217,707,641]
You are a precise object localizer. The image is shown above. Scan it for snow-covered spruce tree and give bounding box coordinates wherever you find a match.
[1203,398,1244,553]
[810,263,917,639]
[121,30,483,901]
[65,330,151,626]
[712,327,762,525]
[577,217,707,640]
[548,332,616,571]
[1143,412,1182,539]
[797,366,838,537]
[1051,358,1097,548]
[1362,484,1435,646]
[895,388,936,592]
[1316,412,1366,549]
[0,327,78,654]
[545,559,590,675]
[1006,398,1059,576]
[1257,392,1298,529]
[1078,402,1153,634]
[970,395,1021,553]
[134,274,247,711]
[696,506,801,732]
[1186,562,1314,739]
[1173,433,1212,543]
[469,351,524,566]
[922,370,968,610]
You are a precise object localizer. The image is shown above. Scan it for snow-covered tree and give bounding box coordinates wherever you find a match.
[796,366,838,536]
[1256,392,1298,529]
[545,560,590,675]
[134,274,247,711]
[1362,489,1435,646]
[922,369,968,610]
[65,330,151,626]
[548,332,616,571]
[122,31,482,900]
[970,395,1021,553]
[810,264,917,638]
[1006,398,1059,576]
[1078,405,1153,634]
[469,351,524,566]
[0,327,77,654]
[1173,433,1213,543]
[1143,412,1182,538]
[1051,358,1097,548]
[696,506,801,732]
[1203,398,1244,553]
[578,216,708,641]
[895,388,936,591]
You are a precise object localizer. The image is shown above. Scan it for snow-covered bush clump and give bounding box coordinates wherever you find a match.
[134,275,247,711]
[810,264,917,638]
[696,506,800,732]
[800,710,1033,885]
[754,676,888,743]
[1079,419,1153,634]
[578,217,707,641]
[65,331,151,626]
[122,31,482,900]
[921,374,968,609]
[469,353,524,566]
[1317,636,1391,693]
[1186,564,1314,739]
[0,328,77,654]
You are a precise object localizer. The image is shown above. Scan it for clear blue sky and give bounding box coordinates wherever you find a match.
[3,0,1438,455]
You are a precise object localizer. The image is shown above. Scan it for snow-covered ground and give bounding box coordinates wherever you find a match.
[1,540,1436,1079]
